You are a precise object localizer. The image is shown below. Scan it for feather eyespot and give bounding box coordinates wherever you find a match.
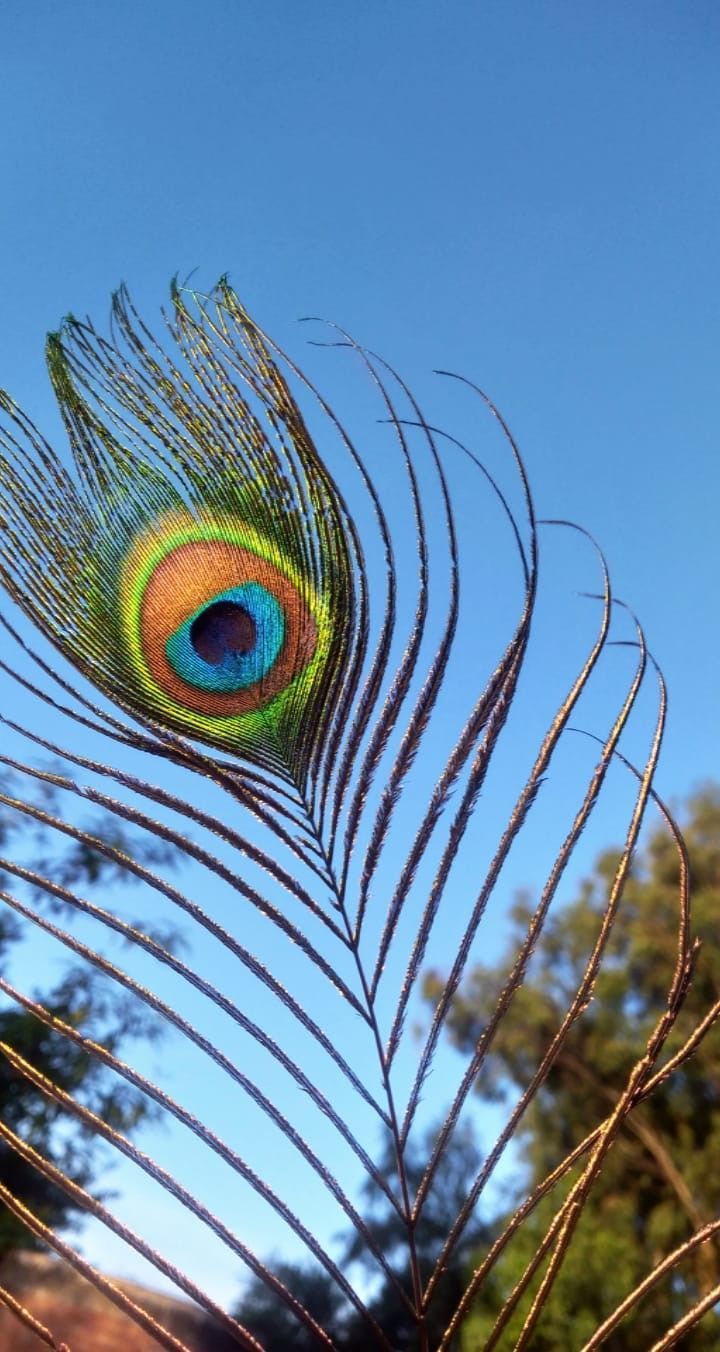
[165,584,286,694]
[120,514,319,721]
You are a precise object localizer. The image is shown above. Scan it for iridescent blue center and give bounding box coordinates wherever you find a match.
[165,582,285,692]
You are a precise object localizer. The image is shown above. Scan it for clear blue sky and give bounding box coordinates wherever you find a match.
[1,0,718,1313]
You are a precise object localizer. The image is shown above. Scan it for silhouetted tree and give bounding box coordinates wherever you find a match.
[235,1122,489,1349]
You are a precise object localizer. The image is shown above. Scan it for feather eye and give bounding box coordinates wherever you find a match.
[0,286,354,776]
[120,511,320,731]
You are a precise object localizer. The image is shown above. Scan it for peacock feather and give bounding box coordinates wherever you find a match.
[0,282,711,1349]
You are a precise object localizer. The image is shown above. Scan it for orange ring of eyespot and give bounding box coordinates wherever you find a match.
[139,539,317,717]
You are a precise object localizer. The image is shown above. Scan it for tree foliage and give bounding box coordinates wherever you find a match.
[0,773,177,1257]
[422,786,720,1349]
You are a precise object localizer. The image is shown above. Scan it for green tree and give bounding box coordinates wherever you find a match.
[0,772,178,1256]
[424,786,720,1349]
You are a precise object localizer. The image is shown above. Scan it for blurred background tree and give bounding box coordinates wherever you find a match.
[0,772,178,1257]
[235,1122,489,1350]
[422,785,720,1349]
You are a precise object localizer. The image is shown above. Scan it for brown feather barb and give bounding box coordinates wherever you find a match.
[0,283,712,1348]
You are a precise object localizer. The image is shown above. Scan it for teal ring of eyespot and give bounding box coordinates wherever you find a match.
[165,582,286,693]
